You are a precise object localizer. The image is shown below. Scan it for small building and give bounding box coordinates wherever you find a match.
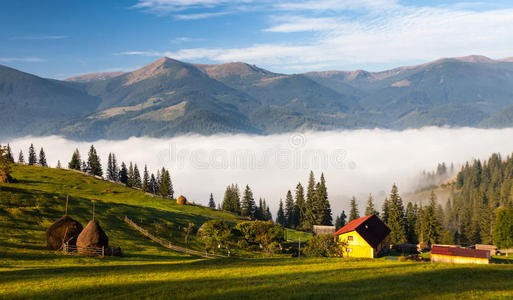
[475,244,497,256]
[333,215,391,258]
[313,225,336,235]
[431,245,490,264]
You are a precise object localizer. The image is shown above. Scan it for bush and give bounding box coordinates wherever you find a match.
[304,234,343,257]
[233,220,284,255]
[197,220,233,256]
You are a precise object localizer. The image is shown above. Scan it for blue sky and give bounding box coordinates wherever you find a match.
[1,0,513,79]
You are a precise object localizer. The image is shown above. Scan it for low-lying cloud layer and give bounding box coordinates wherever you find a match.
[6,127,513,216]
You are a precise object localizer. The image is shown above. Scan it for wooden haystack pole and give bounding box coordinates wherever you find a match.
[76,200,109,255]
[46,195,83,250]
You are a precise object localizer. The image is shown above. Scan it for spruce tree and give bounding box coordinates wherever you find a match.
[222,184,240,214]
[87,145,102,177]
[304,171,316,228]
[277,199,286,226]
[381,197,390,224]
[6,144,13,163]
[119,162,128,184]
[28,144,37,165]
[81,161,88,173]
[317,173,332,225]
[387,184,407,245]
[365,194,378,216]
[349,196,360,221]
[68,149,81,170]
[335,211,347,230]
[38,148,47,167]
[143,165,150,192]
[405,202,418,244]
[284,190,295,227]
[149,174,157,194]
[56,160,62,168]
[241,185,255,218]
[208,193,216,209]
[158,168,173,198]
[493,207,513,251]
[18,150,24,164]
[133,164,142,188]
[421,191,441,245]
[295,182,306,228]
[107,153,119,181]
[127,162,134,187]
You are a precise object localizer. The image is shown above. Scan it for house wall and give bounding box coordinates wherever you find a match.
[338,231,373,258]
[431,254,489,264]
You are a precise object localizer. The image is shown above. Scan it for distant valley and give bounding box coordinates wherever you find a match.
[1,55,513,140]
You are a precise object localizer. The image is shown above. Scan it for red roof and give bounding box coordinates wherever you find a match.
[334,215,373,236]
[431,245,490,259]
[333,215,391,248]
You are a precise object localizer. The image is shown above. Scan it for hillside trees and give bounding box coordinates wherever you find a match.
[493,207,513,252]
[222,184,241,214]
[335,211,347,230]
[87,145,102,177]
[208,193,216,209]
[349,197,360,222]
[420,191,442,245]
[0,145,13,183]
[365,194,378,216]
[384,184,407,245]
[241,185,256,218]
[18,150,24,164]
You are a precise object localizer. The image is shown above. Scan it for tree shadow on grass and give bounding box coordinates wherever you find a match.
[5,263,513,300]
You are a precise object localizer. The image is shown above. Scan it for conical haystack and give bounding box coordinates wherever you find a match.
[76,220,109,254]
[176,195,187,205]
[46,215,83,250]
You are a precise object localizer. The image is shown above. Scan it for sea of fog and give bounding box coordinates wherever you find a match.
[5,127,513,216]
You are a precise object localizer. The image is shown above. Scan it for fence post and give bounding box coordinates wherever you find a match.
[102,246,104,257]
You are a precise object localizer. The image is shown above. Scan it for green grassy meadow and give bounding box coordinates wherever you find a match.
[2,165,513,299]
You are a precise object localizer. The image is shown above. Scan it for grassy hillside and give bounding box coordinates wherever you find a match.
[0,164,242,255]
[2,165,513,299]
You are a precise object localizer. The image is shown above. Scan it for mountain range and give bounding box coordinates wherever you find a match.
[1,55,513,140]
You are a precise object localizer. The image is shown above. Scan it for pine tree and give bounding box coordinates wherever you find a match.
[493,207,513,251]
[295,182,306,228]
[335,211,347,230]
[149,174,157,194]
[277,199,286,226]
[304,171,316,229]
[349,196,360,221]
[317,173,332,225]
[133,164,142,188]
[387,184,407,245]
[208,193,216,209]
[420,191,441,245]
[284,190,295,227]
[6,144,13,163]
[158,168,173,198]
[127,162,134,187]
[405,202,418,244]
[18,150,24,164]
[56,160,62,168]
[241,185,255,218]
[143,165,150,192]
[381,197,390,224]
[68,149,81,170]
[38,148,47,167]
[255,198,264,220]
[222,184,240,214]
[107,153,118,181]
[81,161,88,173]
[119,162,128,184]
[28,144,37,165]
[87,145,102,177]
[365,194,378,216]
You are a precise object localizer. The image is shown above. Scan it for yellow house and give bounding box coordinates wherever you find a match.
[333,214,390,258]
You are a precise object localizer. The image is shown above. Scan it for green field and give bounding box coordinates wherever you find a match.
[2,165,513,299]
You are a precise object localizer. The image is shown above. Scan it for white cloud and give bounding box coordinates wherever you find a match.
[174,11,229,20]
[8,127,513,215]
[126,1,513,71]
[0,57,46,63]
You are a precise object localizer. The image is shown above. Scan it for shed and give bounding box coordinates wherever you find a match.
[313,225,335,235]
[431,245,490,264]
[475,244,497,256]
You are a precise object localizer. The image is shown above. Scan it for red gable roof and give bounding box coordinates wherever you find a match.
[333,214,391,248]
[334,215,373,236]
[431,245,490,259]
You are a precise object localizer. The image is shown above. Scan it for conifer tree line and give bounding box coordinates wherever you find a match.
[2,143,48,167]
[275,171,332,231]
[344,185,444,246]
[221,184,272,221]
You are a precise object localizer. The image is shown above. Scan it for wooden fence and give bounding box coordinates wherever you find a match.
[124,216,224,259]
[62,243,122,257]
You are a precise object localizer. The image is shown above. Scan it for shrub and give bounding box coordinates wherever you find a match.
[198,220,233,256]
[233,220,283,255]
[304,234,344,257]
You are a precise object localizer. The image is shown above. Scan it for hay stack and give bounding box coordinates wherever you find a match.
[176,195,187,205]
[46,216,83,250]
[76,220,109,254]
